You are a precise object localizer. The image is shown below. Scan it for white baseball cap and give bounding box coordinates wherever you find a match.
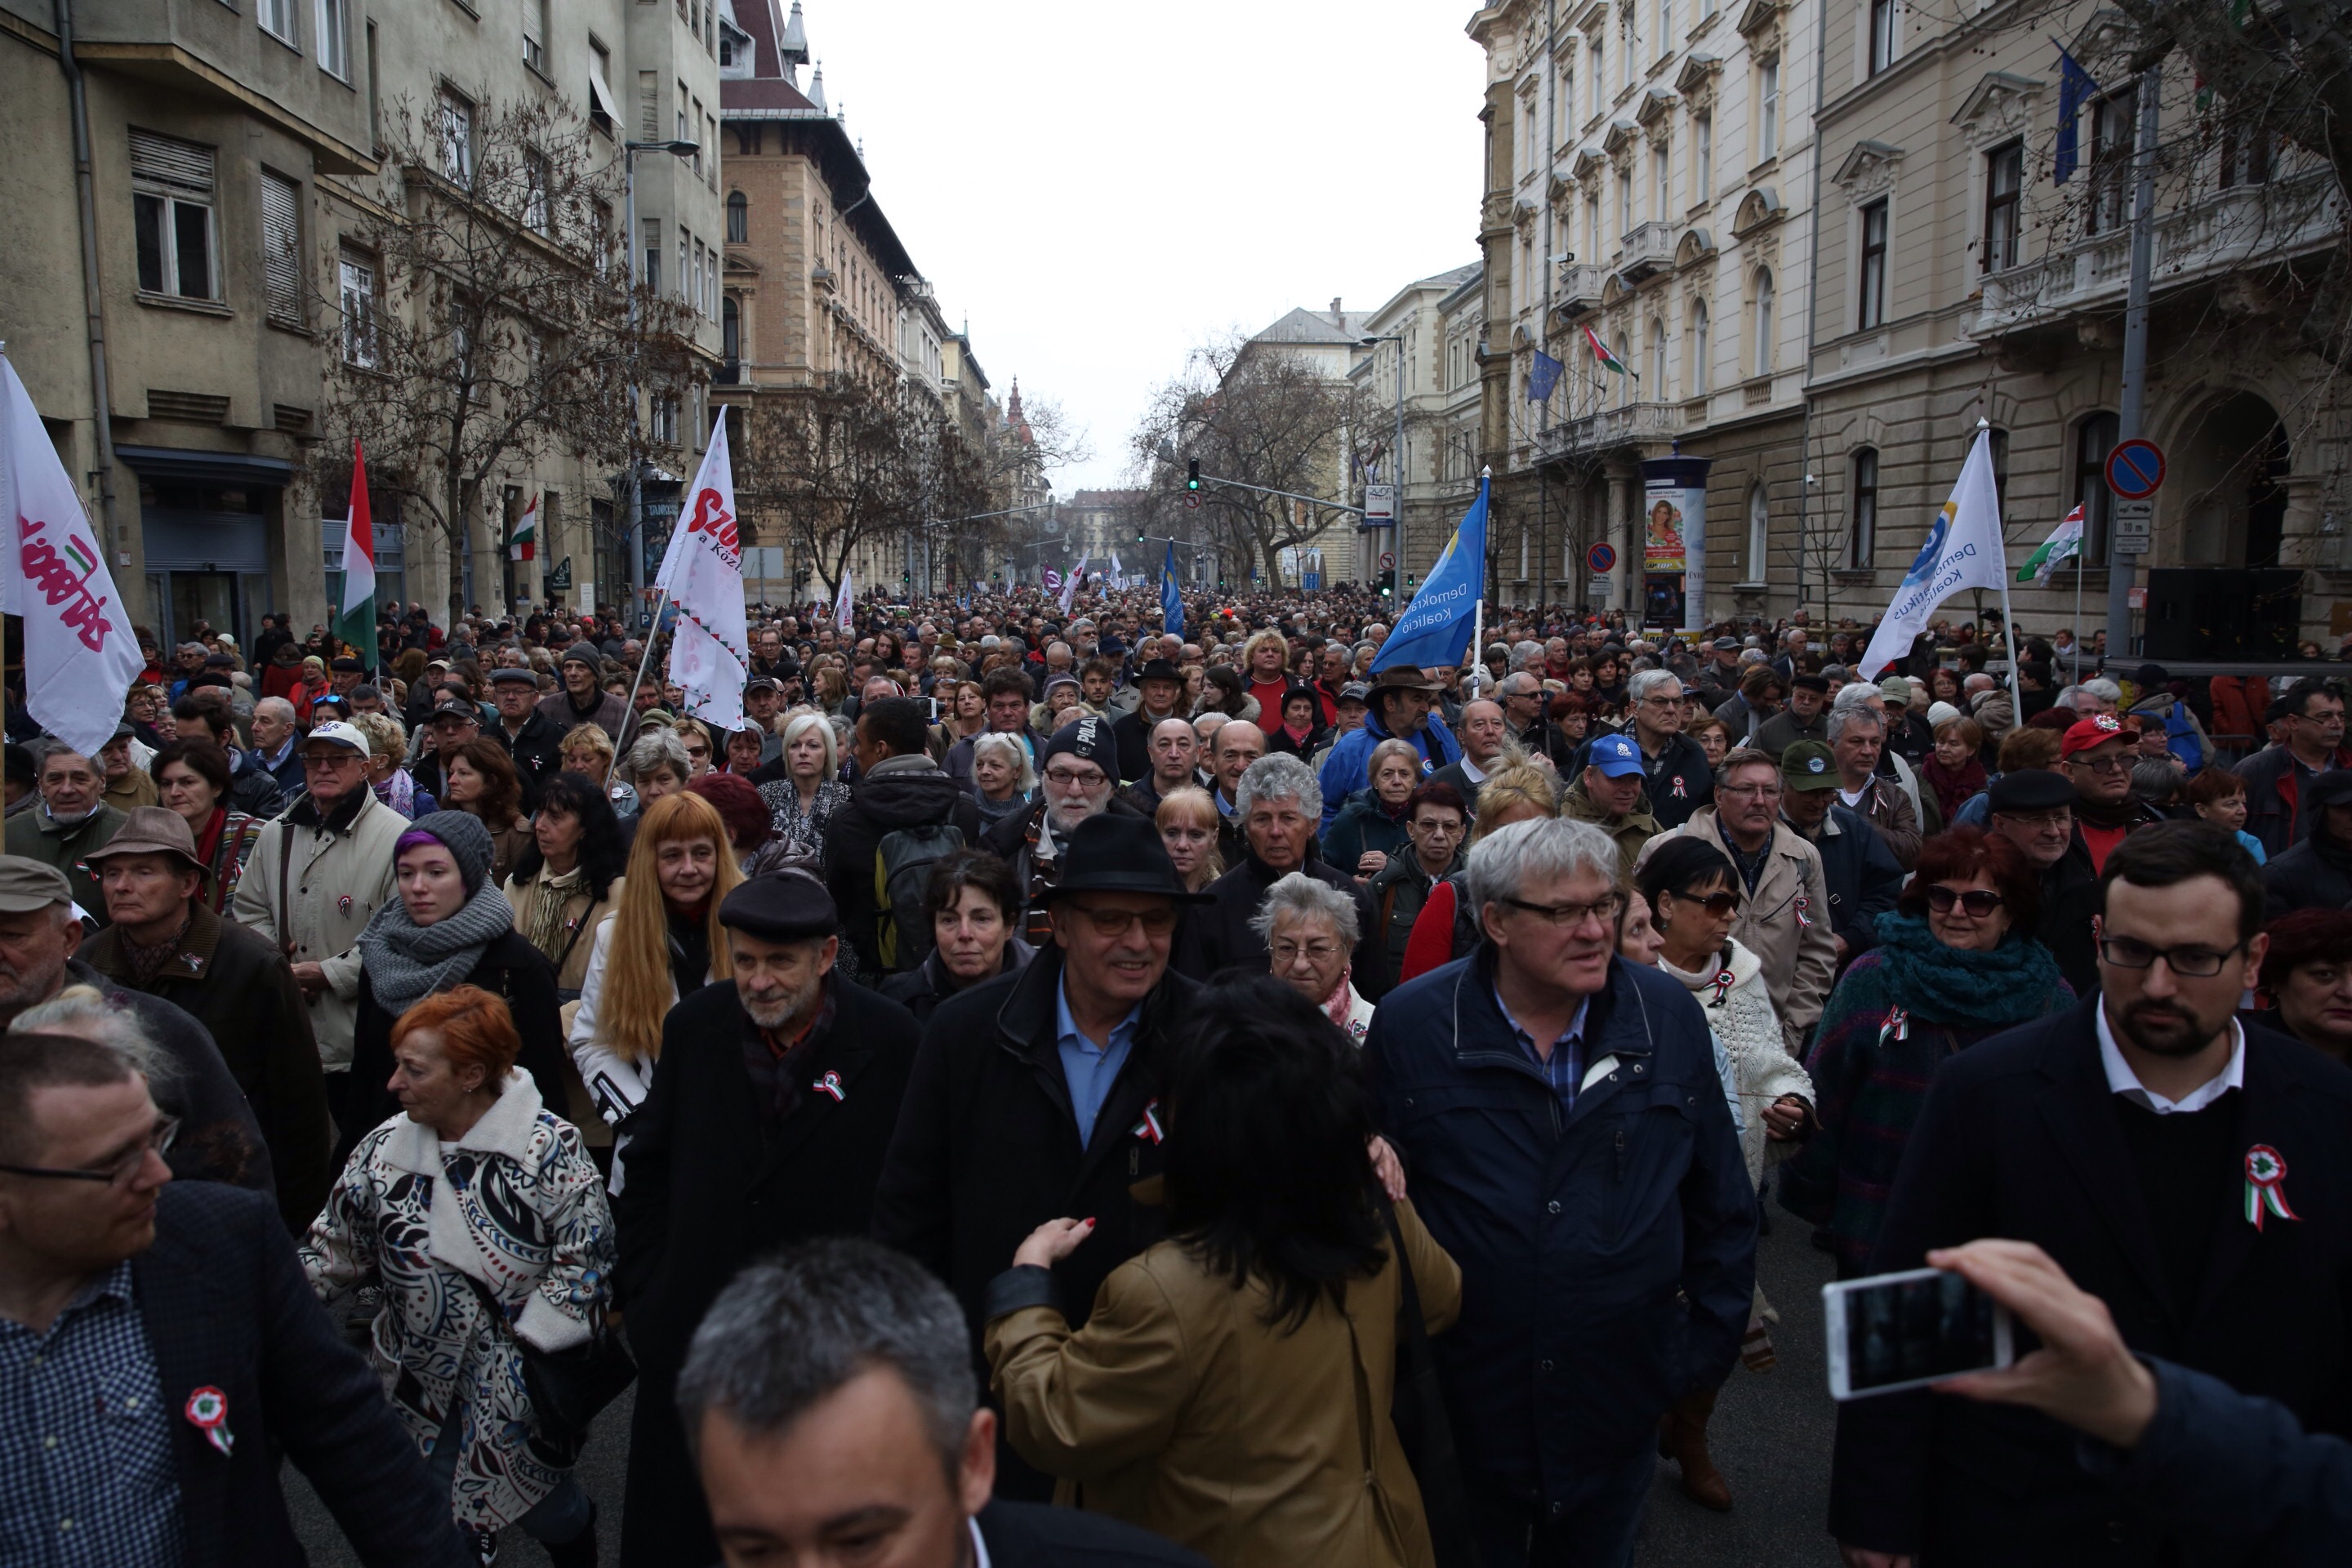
[301,719,372,758]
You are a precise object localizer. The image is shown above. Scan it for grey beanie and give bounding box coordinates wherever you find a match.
[400,810,495,897]
[561,640,603,670]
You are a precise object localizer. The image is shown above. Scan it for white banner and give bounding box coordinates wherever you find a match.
[1058,556,1086,616]
[833,568,855,632]
[654,408,747,733]
[0,354,143,756]
[1858,428,2011,678]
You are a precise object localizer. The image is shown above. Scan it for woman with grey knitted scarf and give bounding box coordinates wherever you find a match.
[336,811,571,1165]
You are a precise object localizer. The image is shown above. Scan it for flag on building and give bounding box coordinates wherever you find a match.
[1374,473,1489,675]
[336,442,376,666]
[1160,541,1184,638]
[2053,43,2100,184]
[1058,556,1086,616]
[833,568,855,632]
[2019,506,2086,584]
[0,352,146,757]
[508,492,537,560]
[1858,428,2011,678]
[1583,323,1628,376]
[1528,349,1564,403]
[653,407,749,734]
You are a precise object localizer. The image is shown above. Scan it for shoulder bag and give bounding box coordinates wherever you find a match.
[1383,1205,1480,1568]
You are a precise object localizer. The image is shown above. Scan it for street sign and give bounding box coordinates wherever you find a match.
[1365,483,1396,525]
[1588,541,1618,574]
[1588,577,1614,600]
[1378,550,1395,571]
[2110,497,2154,555]
[2105,439,2165,500]
[546,556,572,592]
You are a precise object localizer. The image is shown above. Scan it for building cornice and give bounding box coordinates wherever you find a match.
[73,42,376,176]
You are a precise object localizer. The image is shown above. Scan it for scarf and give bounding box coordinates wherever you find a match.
[357,876,516,1017]
[1920,754,1986,823]
[374,767,418,819]
[120,914,192,985]
[523,865,590,960]
[1872,911,2065,1027]
[194,806,227,870]
[1320,966,1356,1031]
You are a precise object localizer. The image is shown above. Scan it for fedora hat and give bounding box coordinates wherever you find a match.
[1366,665,1445,695]
[1036,813,1213,905]
[83,806,210,880]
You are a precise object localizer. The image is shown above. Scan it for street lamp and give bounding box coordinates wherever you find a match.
[1360,333,1405,593]
[621,139,700,615]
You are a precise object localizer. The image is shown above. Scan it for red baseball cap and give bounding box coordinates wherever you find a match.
[2060,712,2137,758]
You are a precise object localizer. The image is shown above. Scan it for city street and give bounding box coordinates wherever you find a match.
[288,1195,1844,1567]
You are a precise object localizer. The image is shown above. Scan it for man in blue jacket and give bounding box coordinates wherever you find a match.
[1363,816,1756,1566]
[1316,666,1461,830]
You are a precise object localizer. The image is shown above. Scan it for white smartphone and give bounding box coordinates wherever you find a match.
[1823,1265,2014,1401]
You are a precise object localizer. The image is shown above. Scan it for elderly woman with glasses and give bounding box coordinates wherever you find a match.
[1254,871,1377,1044]
[1780,827,2071,1278]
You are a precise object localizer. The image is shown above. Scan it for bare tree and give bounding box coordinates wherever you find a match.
[316,94,702,624]
[730,376,928,597]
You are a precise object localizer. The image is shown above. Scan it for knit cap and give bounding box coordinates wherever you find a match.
[397,811,495,896]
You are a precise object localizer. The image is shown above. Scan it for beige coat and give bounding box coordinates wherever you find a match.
[230,789,403,1071]
[987,1199,1462,1568]
[1637,807,1838,1057]
[504,870,623,1143]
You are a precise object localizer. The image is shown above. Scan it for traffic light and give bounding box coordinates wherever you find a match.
[1185,460,1200,492]
[1378,568,1395,599]
[1135,528,1146,544]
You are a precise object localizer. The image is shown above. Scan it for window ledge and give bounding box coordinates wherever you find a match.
[1832,568,1876,585]
[136,292,233,319]
[1733,580,1768,591]
[266,315,313,339]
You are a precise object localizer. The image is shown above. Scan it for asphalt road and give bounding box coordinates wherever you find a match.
[289,1203,1844,1567]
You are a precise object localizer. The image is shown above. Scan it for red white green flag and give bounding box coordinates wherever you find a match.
[1584,323,1628,376]
[508,492,537,560]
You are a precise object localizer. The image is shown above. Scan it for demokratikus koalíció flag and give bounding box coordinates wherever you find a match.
[1372,473,1488,675]
[1856,426,2011,679]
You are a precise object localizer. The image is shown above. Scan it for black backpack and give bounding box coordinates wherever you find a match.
[874,822,964,972]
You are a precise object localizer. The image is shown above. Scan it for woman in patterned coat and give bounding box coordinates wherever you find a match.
[302,984,615,1566]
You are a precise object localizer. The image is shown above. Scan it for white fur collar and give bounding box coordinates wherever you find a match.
[377,1071,543,1292]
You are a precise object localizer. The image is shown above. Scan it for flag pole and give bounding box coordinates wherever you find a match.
[1981,420,2025,722]
[1470,467,1490,697]
[607,585,670,785]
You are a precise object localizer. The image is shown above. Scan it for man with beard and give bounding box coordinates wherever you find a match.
[1829,822,2352,1568]
[615,871,920,1568]
[534,641,630,745]
[982,715,1145,945]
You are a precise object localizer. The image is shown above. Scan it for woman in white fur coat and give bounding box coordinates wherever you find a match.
[301,984,615,1565]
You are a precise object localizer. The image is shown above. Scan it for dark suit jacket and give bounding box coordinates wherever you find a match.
[977,1499,1211,1566]
[1829,999,2352,1566]
[132,1182,470,1568]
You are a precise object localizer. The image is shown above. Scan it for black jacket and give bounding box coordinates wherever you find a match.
[1570,728,1716,830]
[2261,825,2352,917]
[977,1499,1210,1566]
[1829,1000,2352,1564]
[81,903,331,1234]
[491,707,567,810]
[825,758,982,977]
[871,950,1197,1498]
[131,1183,472,1568]
[982,794,1154,946]
[1110,704,1183,784]
[879,938,1035,1025]
[65,958,275,1199]
[1172,846,1388,999]
[1793,802,1904,960]
[2038,835,2105,999]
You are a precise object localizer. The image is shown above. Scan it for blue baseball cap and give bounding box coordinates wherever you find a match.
[1588,733,1644,778]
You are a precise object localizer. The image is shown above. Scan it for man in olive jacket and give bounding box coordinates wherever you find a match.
[872,812,1207,1501]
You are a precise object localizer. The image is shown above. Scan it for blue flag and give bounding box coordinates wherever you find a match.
[1374,475,1487,675]
[1527,349,1564,403]
[2054,43,2100,184]
[1159,541,1184,639]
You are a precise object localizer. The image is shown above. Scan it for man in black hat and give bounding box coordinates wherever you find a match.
[617,871,921,1568]
[740,675,786,764]
[1754,672,1831,759]
[406,696,482,803]
[1985,766,2100,996]
[535,640,629,744]
[873,812,1206,1500]
[983,712,1149,946]
[1111,658,1188,782]
[328,654,366,696]
[485,666,564,809]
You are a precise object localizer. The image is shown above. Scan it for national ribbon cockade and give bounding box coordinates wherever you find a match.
[17,516,118,653]
[1878,1007,1909,1047]
[1131,1098,1165,1145]
[2244,1143,2298,1232]
[185,1385,234,1457]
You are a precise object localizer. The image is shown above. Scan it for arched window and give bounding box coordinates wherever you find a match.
[1649,318,1668,395]
[1753,269,1775,379]
[1746,481,1769,582]
[1850,447,1879,568]
[1690,301,1710,394]
[725,189,747,243]
[721,295,739,362]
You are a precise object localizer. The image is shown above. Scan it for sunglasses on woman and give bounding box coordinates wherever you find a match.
[1923,884,2004,917]
[1674,888,1742,916]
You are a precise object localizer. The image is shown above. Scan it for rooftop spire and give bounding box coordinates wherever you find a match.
[805,59,826,111]
[779,0,808,63]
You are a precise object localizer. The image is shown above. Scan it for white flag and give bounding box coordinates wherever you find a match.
[0,354,143,757]
[653,408,747,735]
[1058,557,1086,616]
[833,568,855,632]
[1857,429,2011,679]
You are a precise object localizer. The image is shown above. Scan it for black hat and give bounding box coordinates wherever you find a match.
[331,657,365,673]
[402,810,494,897]
[1136,658,1183,686]
[487,666,538,687]
[1791,673,1830,693]
[430,697,480,724]
[561,640,603,670]
[719,869,838,941]
[1037,813,1212,905]
[2308,770,2352,811]
[744,675,780,695]
[1987,768,2077,813]
[770,656,804,680]
[1040,713,1115,772]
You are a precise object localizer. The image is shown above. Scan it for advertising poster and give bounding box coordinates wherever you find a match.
[1640,456,1711,633]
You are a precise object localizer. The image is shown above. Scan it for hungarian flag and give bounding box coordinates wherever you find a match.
[508,492,537,560]
[2018,505,2086,584]
[336,441,376,666]
[1584,323,1628,376]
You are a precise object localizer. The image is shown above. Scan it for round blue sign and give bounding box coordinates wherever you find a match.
[1588,541,1618,574]
[2105,439,2165,501]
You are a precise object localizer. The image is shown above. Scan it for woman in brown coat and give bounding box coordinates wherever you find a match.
[985,976,1461,1568]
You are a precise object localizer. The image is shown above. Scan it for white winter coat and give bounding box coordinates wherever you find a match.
[565,917,715,1190]
[1659,938,1814,1184]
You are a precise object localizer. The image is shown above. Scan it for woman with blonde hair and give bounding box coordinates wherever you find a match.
[758,708,849,854]
[568,791,743,1179]
[1156,785,1225,893]
[348,711,431,820]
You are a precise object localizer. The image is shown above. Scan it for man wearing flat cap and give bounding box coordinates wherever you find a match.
[875,811,1208,1501]
[616,870,921,1568]
[486,665,564,808]
[1985,766,2100,996]
[1754,672,1832,760]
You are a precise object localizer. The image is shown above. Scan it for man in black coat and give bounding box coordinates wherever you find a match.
[485,666,565,810]
[1985,768,2103,998]
[826,696,982,977]
[1110,658,1188,783]
[0,1034,469,1568]
[1776,742,1902,965]
[616,872,921,1568]
[872,812,1207,1500]
[2261,768,2352,916]
[983,715,1151,946]
[1829,823,2352,1566]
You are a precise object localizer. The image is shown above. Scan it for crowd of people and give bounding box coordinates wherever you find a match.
[2,584,2350,1568]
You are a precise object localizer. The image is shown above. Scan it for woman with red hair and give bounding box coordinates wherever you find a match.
[686,769,802,879]
[2256,908,2352,1062]
[1780,827,2074,1276]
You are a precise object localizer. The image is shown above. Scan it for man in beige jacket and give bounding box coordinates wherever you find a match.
[230,720,403,1134]
[1635,746,1838,1057]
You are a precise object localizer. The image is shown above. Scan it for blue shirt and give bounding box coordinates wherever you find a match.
[0,1260,185,1568]
[1492,983,1589,1109]
[1055,978,1141,1147]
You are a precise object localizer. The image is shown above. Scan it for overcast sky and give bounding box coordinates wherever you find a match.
[799,0,1490,495]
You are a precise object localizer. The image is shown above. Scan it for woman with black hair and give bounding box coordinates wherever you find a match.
[502,770,627,1001]
[983,974,1460,1568]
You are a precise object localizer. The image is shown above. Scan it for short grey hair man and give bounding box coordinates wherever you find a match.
[1824,704,1883,744]
[1463,816,1624,918]
[1234,751,1321,823]
[1510,639,1545,674]
[1831,680,1885,715]
[1627,668,1682,706]
[1247,869,1362,947]
[11,983,173,1089]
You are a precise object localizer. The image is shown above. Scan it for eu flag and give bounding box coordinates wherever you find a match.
[1374,474,1488,674]
[2054,44,2100,184]
[1528,349,1564,403]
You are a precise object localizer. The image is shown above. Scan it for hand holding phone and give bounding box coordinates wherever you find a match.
[1824,1265,2013,1401]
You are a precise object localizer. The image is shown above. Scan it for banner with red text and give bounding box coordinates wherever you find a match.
[653,408,748,734]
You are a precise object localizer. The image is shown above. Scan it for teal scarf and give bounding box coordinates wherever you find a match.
[1873,911,2065,1026]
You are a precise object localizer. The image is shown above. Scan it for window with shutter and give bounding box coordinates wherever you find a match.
[130,130,218,301]
[639,73,659,141]
[261,171,302,327]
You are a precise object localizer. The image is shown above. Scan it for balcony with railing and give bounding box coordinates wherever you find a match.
[1555,261,1606,316]
[1617,221,1675,283]
[1534,400,1684,462]
[1972,167,2340,339]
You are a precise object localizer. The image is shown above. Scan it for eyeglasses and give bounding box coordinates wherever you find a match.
[1993,809,2072,830]
[2098,935,2245,978]
[1058,901,1179,938]
[1498,892,1624,929]
[1271,938,1343,964]
[2068,752,2129,774]
[1718,783,1782,799]
[301,752,366,770]
[1923,884,2005,917]
[1043,766,1107,789]
[0,1116,177,1187]
[1673,888,1742,916]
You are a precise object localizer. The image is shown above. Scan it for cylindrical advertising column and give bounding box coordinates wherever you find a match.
[1640,455,1711,634]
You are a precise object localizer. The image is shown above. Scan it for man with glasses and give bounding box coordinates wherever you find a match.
[1366,816,1753,1567]
[486,666,564,810]
[1495,674,1574,775]
[1986,768,2100,996]
[2238,676,2352,858]
[1579,669,1715,830]
[0,1030,473,1566]
[1637,747,1837,1056]
[1829,822,2352,1568]
[2063,713,2167,875]
[874,813,1209,1500]
[982,715,1147,947]
[1776,740,1902,968]
[232,720,405,1126]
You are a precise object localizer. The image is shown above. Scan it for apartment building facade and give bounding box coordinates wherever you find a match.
[1346,265,1485,593]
